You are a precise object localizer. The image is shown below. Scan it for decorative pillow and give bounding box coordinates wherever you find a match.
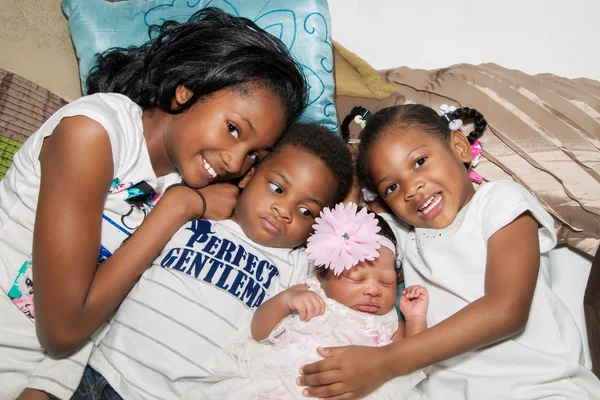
[0,137,21,181]
[61,0,337,130]
[332,41,399,99]
[0,0,81,101]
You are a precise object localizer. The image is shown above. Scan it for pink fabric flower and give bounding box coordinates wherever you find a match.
[306,203,395,276]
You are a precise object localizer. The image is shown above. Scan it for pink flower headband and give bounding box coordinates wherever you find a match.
[306,203,396,276]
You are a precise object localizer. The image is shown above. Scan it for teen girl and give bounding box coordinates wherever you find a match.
[0,8,306,399]
[298,104,600,399]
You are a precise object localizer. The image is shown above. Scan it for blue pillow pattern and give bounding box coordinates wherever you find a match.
[62,0,337,130]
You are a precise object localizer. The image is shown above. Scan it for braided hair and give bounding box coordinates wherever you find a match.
[355,104,487,192]
[86,8,307,128]
[340,106,370,142]
[445,107,487,144]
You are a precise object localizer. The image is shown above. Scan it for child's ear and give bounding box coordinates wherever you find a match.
[174,85,193,107]
[449,130,473,164]
[237,167,255,189]
[315,269,326,283]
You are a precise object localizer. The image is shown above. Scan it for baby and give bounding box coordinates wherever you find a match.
[205,203,429,400]
[76,123,354,400]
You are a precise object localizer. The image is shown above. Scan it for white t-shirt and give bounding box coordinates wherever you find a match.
[403,180,600,399]
[89,219,312,400]
[0,93,179,399]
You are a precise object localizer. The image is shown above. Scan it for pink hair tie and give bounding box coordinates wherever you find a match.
[469,139,484,184]
[306,203,395,276]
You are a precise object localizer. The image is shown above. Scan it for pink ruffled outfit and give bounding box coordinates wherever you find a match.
[204,275,427,400]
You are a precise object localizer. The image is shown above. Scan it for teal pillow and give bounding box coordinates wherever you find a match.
[62,0,337,130]
[396,281,406,320]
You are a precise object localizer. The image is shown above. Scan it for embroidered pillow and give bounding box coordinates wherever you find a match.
[62,0,337,130]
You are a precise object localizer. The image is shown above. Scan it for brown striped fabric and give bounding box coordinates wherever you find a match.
[0,68,67,178]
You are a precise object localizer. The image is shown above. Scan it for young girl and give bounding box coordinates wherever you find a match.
[205,203,429,400]
[298,104,600,399]
[0,8,306,400]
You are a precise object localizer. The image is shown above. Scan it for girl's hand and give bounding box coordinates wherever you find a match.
[298,345,395,399]
[198,183,240,220]
[163,182,240,221]
[284,289,326,322]
[399,285,428,320]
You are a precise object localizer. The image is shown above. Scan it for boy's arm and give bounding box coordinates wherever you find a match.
[251,284,310,341]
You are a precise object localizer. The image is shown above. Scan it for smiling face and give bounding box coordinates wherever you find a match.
[367,128,475,230]
[319,247,397,315]
[164,84,287,188]
[233,146,339,249]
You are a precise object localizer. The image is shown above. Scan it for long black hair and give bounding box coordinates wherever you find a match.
[356,104,487,192]
[86,8,307,126]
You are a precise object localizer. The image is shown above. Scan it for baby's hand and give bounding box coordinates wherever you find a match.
[284,289,325,322]
[399,285,429,321]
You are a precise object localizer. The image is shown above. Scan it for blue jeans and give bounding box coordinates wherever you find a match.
[72,366,122,400]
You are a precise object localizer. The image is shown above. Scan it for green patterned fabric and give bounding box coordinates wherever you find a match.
[0,136,22,180]
[0,68,68,181]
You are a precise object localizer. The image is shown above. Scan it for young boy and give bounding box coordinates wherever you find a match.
[75,123,354,400]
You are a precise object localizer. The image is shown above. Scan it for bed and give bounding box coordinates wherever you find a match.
[0,0,598,380]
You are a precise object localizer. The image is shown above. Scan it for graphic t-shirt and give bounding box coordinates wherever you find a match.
[0,93,181,398]
[0,93,180,317]
[90,219,312,400]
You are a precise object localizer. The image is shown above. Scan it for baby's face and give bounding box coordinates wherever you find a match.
[233,146,338,248]
[320,247,397,316]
